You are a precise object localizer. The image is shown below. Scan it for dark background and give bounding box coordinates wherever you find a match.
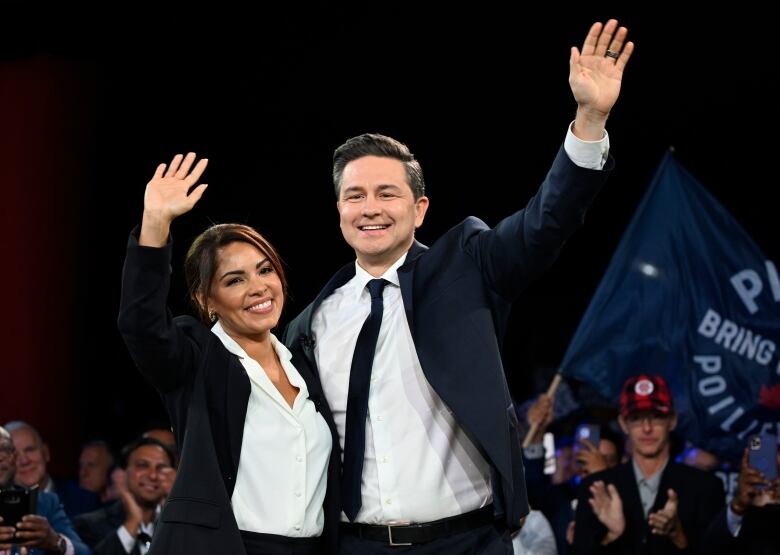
[2,5,777,477]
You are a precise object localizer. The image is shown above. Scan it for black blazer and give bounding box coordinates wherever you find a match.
[74,500,140,555]
[284,145,612,529]
[573,461,724,555]
[118,232,340,555]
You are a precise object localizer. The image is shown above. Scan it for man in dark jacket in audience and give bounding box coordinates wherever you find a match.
[74,437,176,555]
[573,375,724,554]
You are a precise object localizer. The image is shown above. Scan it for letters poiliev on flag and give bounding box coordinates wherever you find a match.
[560,152,780,459]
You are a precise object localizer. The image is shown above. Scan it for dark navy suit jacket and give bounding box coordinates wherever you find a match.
[284,144,613,530]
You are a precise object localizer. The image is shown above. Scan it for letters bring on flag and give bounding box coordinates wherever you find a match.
[560,152,780,459]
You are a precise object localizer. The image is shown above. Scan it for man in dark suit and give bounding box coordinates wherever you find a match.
[572,375,725,554]
[0,425,90,555]
[74,437,176,555]
[701,445,780,555]
[283,19,634,554]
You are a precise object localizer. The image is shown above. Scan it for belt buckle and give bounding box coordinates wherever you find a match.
[386,520,412,547]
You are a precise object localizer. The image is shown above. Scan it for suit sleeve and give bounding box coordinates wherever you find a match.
[700,506,737,555]
[688,473,725,554]
[463,144,612,301]
[73,513,102,548]
[43,494,91,555]
[117,227,198,393]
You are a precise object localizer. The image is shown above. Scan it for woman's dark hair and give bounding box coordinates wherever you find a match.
[183,224,288,324]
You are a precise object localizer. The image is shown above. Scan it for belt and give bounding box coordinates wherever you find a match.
[339,505,497,546]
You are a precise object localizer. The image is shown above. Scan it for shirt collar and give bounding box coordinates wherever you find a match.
[351,253,406,301]
[210,321,291,362]
[632,455,669,489]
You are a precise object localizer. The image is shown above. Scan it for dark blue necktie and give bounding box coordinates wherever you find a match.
[341,278,388,521]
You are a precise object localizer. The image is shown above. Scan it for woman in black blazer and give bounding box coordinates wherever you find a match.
[118,153,338,555]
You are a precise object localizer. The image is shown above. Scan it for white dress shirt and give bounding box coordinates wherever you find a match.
[312,125,608,525]
[118,517,156,554]
[212,324,332,537]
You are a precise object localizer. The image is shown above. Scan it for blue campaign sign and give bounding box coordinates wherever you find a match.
[560,152,780,460]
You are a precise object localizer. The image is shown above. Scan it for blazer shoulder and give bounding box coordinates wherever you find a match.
[282,304,314,346]
[75,501,125,528]
[36,490,60,514]
[668,461,724,490]
[580,462,627,488]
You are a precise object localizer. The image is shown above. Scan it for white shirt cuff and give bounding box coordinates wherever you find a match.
[62,535,75,555]
[523,443,545,460]
[117,525,137,553]
[726,505,743,537]
[564,121,609,170]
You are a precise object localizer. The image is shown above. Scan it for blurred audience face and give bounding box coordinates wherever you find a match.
[553,445,576,485]
[79,444,113,495]
[126,445,173,510]
[574,437,621,479]
[9,425,50,489]
[619,410,676,461]
[0,428,17,487]
[600,439,620,467]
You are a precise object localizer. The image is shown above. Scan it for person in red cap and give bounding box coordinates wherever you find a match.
[571,374,724,554]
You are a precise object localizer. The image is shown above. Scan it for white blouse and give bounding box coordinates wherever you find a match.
[212,323,332,537]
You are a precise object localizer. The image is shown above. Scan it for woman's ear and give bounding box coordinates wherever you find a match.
[195,292,213,321]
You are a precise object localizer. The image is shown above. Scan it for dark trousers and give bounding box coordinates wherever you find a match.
[338,522,512,555]
[241,530,322,555]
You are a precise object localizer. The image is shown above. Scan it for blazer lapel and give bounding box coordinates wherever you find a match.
[299,262,357,371]
[622,463,650,533]
[397,240,428,337]
[652,461,676,513]
[224,352,251,479]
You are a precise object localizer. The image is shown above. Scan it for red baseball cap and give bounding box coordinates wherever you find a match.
[619,374,673,417]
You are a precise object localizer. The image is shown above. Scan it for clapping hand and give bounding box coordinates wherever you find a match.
[588,480,625,544]
[648,489,687,548]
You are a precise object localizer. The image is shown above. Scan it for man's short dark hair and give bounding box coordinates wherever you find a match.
[600,426,625,458]
[332,133,426,200]
[119,437,176,469]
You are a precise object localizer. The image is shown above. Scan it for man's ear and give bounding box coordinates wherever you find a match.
[414,196,429,229]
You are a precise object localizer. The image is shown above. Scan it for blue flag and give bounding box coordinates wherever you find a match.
[560,152,780,460]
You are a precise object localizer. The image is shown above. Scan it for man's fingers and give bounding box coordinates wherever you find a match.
[594,19,618,57]
[580,22,603,56]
